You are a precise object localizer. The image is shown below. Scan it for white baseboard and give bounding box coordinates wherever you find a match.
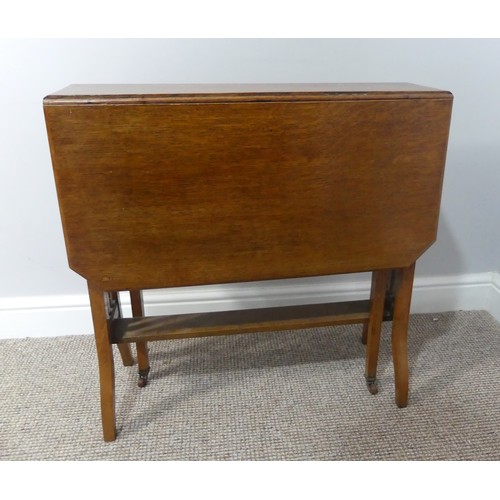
[1,272,499,339]
[488,273,500,323]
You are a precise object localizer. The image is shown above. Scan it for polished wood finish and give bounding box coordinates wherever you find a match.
[117,343,134,367]
[364,270,392,394]
[111,292,135,367]
[45,83,450,105]
[111,300,371,344]
[88,283,116,442]
[130,290,150,387]
[44,88,452,291]
[361,324,369,345]
[44,83,452,440]
[391,263,416,408]
[130,290,145,317]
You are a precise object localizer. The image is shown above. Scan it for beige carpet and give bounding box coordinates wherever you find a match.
[1,310,499,460]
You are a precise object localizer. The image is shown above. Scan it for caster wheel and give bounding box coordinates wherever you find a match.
[366,377,379,395]
[138,367,150,388]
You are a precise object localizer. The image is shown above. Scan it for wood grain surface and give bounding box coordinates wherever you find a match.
[44,84,453,439]
[44,83,451,105]
[111,300,371,344]
[45,93,452,291]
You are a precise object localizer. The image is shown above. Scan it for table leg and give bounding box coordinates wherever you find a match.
[361,324,368,345]
[130,290,150,387]
[117,344,134,367]
[88,282,116,442]
[364,269,391,395]
[109,292,135,367]
[391,262,416,408]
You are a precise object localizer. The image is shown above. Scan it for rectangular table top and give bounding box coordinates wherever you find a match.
[44,83,453,291]
[44,83,452,105]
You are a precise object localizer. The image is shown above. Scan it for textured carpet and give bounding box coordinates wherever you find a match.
[1,310,499,460]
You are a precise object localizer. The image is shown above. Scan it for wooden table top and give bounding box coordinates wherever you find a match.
[44,83,453,291]
[44,83,452,105]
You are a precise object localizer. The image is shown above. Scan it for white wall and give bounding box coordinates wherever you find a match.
[1,39,500,336]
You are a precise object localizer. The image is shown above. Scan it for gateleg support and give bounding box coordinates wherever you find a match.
[364,269,391,396]
[130,290,151,387]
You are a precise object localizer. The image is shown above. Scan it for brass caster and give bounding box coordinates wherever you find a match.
[366,376,379,395]
[138,367,150,388]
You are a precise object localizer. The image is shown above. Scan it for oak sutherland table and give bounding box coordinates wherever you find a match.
[44,83,453,441]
